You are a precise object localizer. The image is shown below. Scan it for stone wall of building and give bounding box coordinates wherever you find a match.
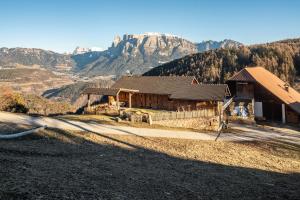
[152,116,220,131]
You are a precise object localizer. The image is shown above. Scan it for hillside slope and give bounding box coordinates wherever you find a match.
[0,68,73,95]
[0,86,74,115]
[42,79,114,105]
[0,47,74,71]
[144,38,300,87]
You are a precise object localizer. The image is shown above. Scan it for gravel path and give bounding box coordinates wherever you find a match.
[0,111,299,144]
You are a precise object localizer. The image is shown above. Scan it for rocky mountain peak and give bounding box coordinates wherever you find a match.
[113,35,122,47]
[108,33,198,58]
[196,39,242,52]
[73,47,92,55]
[73,33,242,77]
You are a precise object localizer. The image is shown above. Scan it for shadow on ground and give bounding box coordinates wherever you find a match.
[0,122,37,135]
[0,124,299,200]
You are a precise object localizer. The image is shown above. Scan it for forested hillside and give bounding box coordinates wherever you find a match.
[144,38,300,87]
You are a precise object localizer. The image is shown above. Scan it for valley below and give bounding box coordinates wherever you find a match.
[0,67,73,95]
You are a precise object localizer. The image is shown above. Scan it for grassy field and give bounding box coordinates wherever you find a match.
[0,127,299,200]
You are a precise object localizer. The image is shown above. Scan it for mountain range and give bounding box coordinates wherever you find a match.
[0,33,242,78]
[72,33,242,77]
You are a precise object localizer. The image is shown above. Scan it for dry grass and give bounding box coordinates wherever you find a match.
[0,123,35,135]
[43,129,300,173]
[0,128,299,199]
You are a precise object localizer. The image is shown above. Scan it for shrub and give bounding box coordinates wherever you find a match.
[0,86,28,113]
[0,86,75,115]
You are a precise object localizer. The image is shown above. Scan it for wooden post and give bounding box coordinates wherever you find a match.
[87,94,91,110]
[252,98,255,115]
[128,93,132,108]
[116,93,120,110]
[218,101,223,127]
[282,104,286,124]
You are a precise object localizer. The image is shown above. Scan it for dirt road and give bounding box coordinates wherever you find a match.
[0,111,299,144]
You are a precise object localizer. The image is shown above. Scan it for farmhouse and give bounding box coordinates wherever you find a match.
[82,76,230,113]
[227,66,300,124]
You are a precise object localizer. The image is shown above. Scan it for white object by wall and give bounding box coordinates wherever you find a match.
[282,104,286,124]
[254,102,263,117]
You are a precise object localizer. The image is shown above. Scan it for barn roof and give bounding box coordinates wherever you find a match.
[112,76,228,100]
[81,87,138,96]
[112,76,197,95]
[82,76,229,101]
[229,66,300,114]
[227,68,256,82]
[170,84,230,101]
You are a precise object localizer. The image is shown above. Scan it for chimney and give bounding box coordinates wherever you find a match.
[284,82,289,92]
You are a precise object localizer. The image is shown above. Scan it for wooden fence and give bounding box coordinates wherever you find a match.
[150,108,218,121]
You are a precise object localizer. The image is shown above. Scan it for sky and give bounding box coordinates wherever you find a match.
[0,0,299,53]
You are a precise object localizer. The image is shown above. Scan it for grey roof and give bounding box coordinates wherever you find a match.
[112,76,197,95]
[81,88,120,96]
[112,76,229,101]
[81,87,139,96]
[170,84,230,101]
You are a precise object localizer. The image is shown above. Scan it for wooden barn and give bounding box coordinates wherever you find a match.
[227,66,300,124]
[82,76,230,112]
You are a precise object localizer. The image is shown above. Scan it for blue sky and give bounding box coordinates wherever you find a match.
[0,0,299,53]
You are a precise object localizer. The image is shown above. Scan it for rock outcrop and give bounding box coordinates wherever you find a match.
[74,33,241,77]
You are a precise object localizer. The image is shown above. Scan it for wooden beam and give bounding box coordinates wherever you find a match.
[116,93,120,110]
[128,93,132,108]
[87,94,91,109]
[252,98,255,115]
[282,104,286,124]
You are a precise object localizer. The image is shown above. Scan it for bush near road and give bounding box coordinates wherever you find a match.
[0,86,75,115]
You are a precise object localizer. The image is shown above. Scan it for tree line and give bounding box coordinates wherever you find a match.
[144,38,300,86]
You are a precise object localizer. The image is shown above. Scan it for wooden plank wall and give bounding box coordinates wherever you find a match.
[286,107,300,124]
[118,92,219,112]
